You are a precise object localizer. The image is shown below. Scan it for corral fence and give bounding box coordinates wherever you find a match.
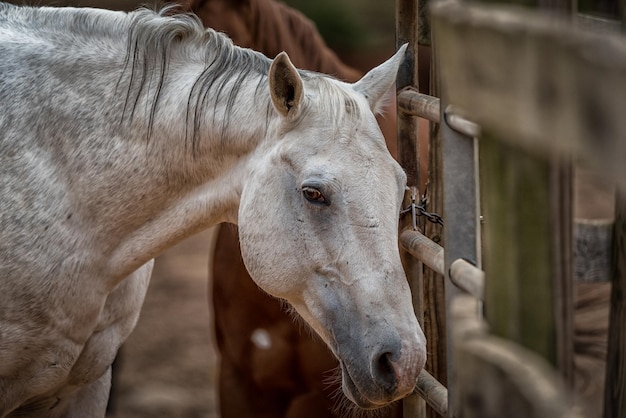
[395,0,625,417]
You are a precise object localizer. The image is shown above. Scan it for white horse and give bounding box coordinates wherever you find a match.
[0,3,426,416]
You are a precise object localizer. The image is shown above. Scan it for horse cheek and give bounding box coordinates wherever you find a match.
[238,178,302,299]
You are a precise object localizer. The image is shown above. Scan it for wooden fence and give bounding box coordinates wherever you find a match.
[396,0,625,416]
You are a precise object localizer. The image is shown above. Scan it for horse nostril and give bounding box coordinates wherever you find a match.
[372,351,398,393]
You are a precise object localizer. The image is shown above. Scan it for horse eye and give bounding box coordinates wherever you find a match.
[302,187,327,204]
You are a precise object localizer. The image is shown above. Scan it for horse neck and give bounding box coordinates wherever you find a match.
[73,36,276,281]
[2,5,278,282]
[100,59,276,281]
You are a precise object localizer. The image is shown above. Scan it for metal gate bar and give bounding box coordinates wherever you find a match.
[397,88,440,122]
[397,89,480,138]
[439,81,481,416]
[400,230,445,275]
[449,259,485,301]
[414,370,449,416]
[400,230,485,301]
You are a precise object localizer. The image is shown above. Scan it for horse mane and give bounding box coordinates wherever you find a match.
[118,6,363,153]
[116,6,274,153]
[2,2,359,153]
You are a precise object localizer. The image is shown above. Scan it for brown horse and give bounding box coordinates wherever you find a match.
[180,0,431,416]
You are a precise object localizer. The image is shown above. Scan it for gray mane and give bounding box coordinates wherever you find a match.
[1,2,347,152]
[116,6,275,153]
[116,7,362,154]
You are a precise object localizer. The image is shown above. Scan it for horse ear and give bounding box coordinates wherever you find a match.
[269,52,303,117]
[353,44,408,114]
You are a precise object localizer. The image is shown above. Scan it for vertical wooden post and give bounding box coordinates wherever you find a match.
[395,0,420,199]
[604,191,626,418]
[552,161,574,387]
[414,1,447,416]
[476,0,574,388]
[423,49,448,418]
[479,139,574,385]
[396,0,426,416]
[603,0,626,410]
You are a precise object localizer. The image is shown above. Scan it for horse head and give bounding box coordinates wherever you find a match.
[238,45,426,409]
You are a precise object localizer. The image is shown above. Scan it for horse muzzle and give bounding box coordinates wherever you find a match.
[338,332,427,409]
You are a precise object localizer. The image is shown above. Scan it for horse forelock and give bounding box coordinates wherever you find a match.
[293,75,372,146]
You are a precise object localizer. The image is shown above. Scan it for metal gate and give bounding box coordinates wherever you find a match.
[395,0,626,417]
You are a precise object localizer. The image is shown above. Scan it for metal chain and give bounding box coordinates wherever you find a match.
[400,186,444,229]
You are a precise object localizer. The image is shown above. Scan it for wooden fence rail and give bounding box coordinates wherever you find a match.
[397,0,625,416]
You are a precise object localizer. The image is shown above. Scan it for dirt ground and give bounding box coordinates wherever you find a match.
[108,228,221,418]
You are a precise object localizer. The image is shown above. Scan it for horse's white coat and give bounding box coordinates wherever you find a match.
[0,3,425,416]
